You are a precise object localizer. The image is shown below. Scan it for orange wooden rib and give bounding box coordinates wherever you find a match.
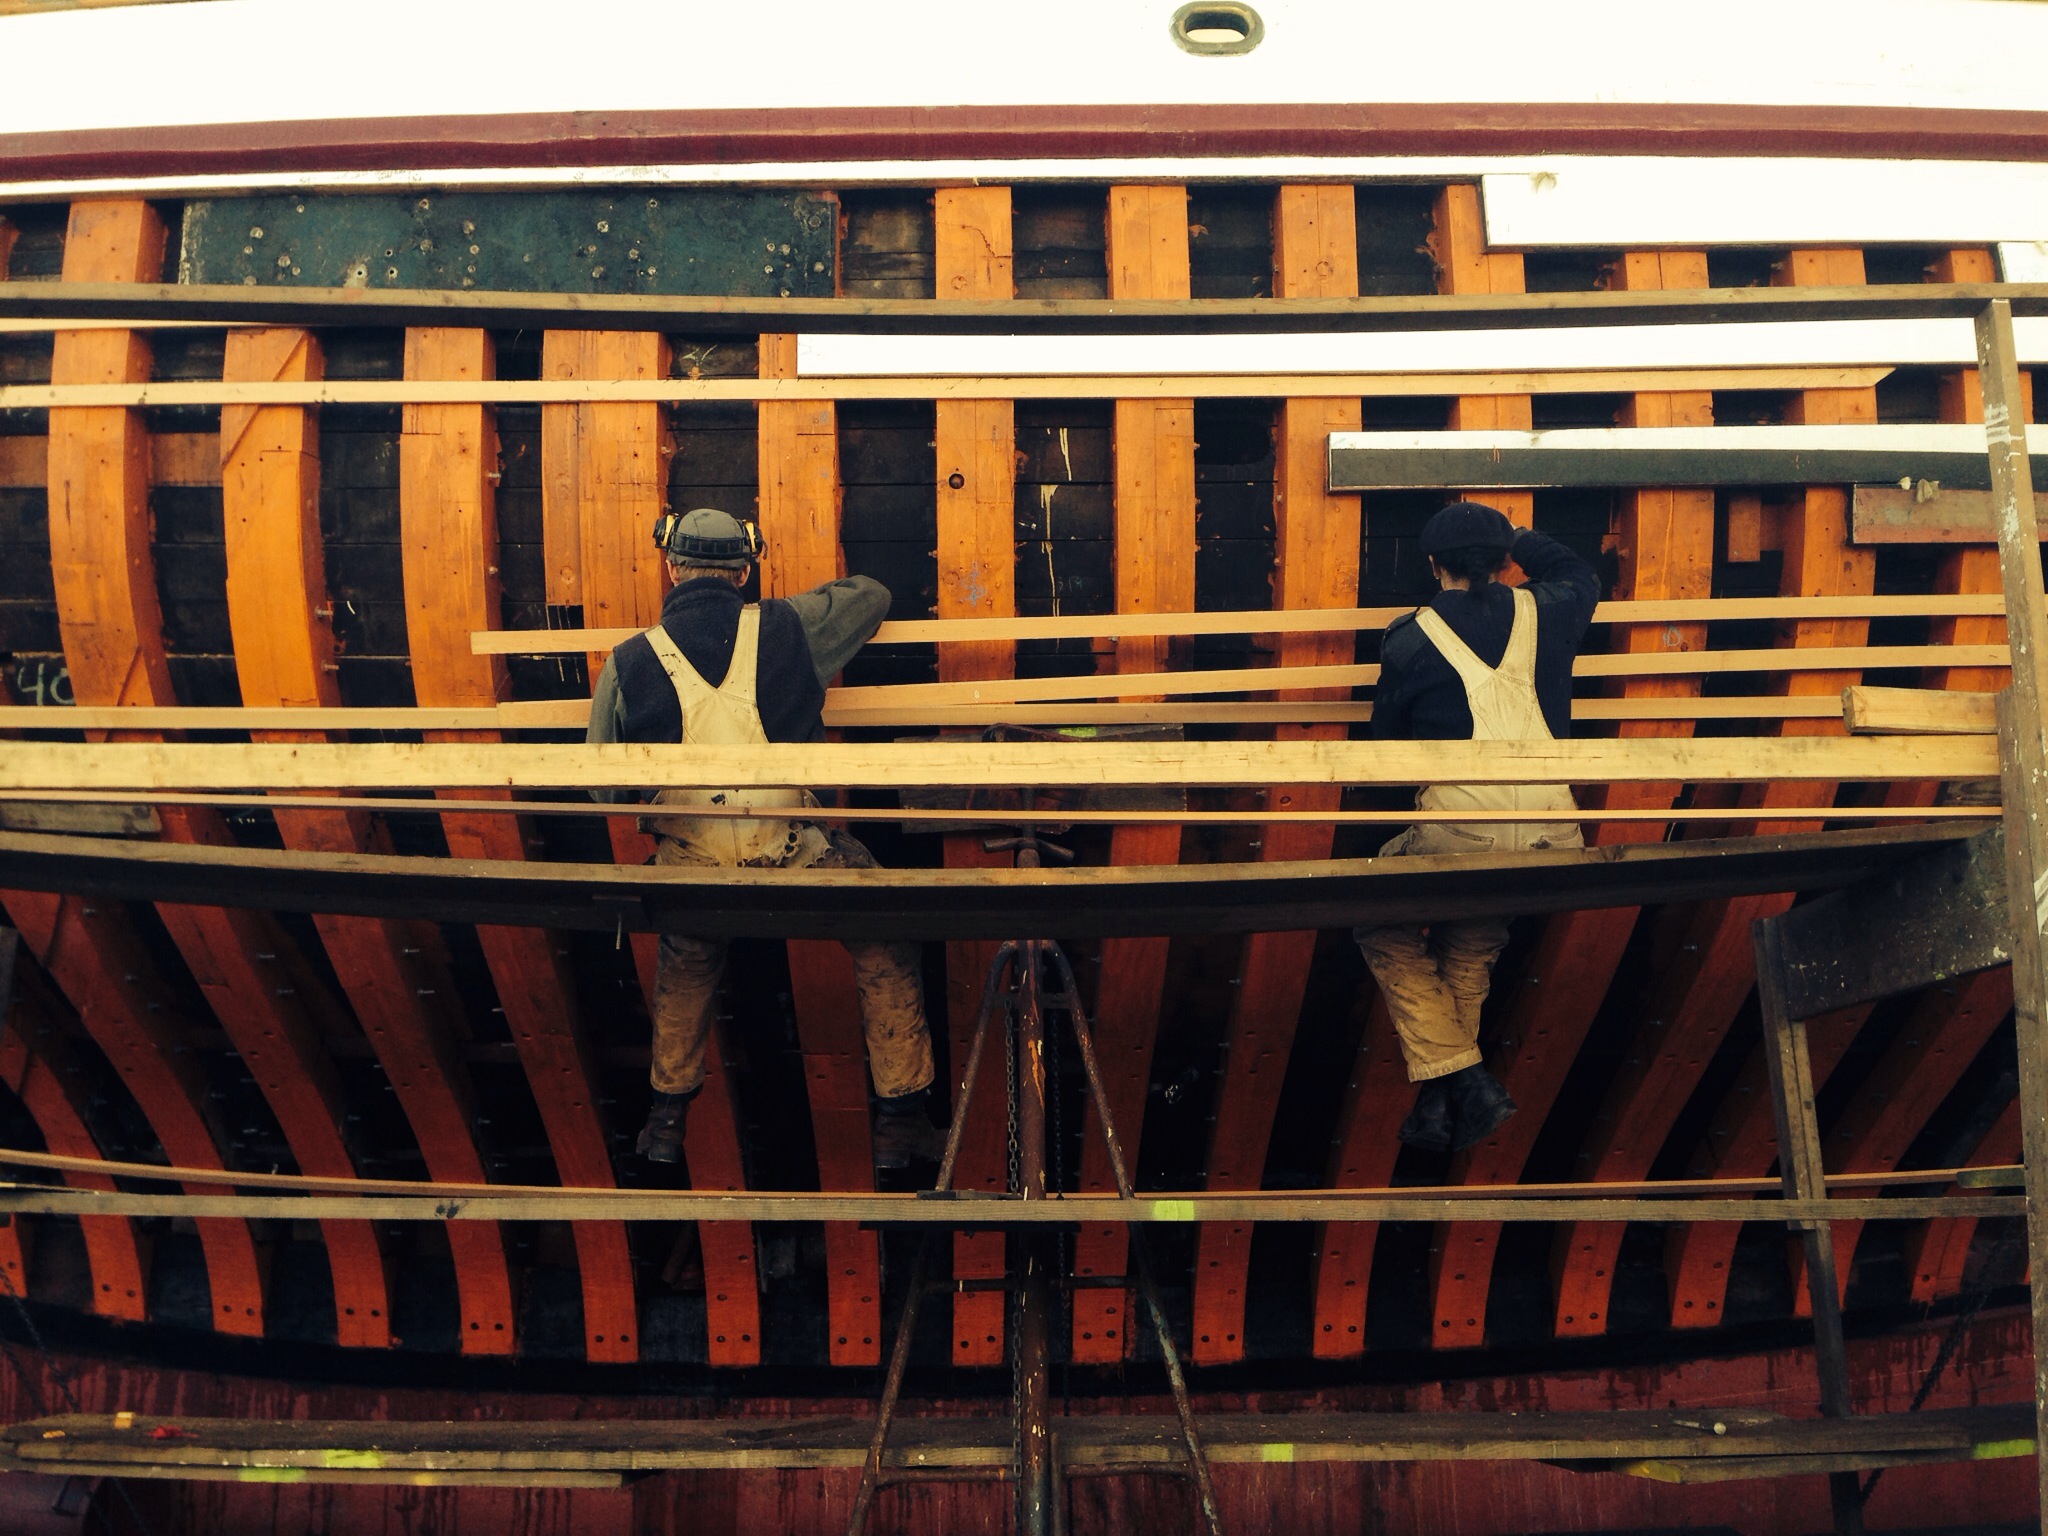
[1190,184,1361,1367]
[398,326,640,1362]
[540,328,761,1366]
[41,198,270,1337]
[0,948,148,1320]
[1663,249,2018,1333]
[1070,185,1195,1365]
[1788,967,2014,1315]
[1906,1096,2023,1306]
[215,325,399,1350]
[932,186,1018,1368]
[1423,248,1877,1349]
[758,330,883,1367]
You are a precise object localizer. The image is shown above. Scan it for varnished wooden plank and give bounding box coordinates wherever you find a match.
[402,325,638,1363]
[931,184,1018,1368]
[541,313,762,1369]
[1192,183,1362,1367]
[217,325,395,1349]
[1844,685,1998,734]
[756,326,883,1368]
[539,330,669,612]
[1072,184,1193,1364]
[0,948,148,1321]
[1431,182,1534,526]
[38,197,270,1338]
[1532,248,1721,1349]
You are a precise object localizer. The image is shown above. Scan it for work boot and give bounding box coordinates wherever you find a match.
[1397,1080,1454,1154]
[636,1089,697,1164]
[872,1089,948,1171]
[1446,1064,1516,1152]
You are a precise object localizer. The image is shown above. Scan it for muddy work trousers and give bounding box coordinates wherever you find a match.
[1354,817,1580,1083]
[649,827,936,1099]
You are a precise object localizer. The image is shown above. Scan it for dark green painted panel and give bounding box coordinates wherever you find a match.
[178,190,837,297]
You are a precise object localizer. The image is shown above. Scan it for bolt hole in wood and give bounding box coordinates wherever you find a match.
[1170,0,1262,52]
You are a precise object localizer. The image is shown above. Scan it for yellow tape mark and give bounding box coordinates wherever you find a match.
[320,1449,387,1469]
[238,1468,308,1483]
[1259,1443,1295,1463]
[1974,1438,2035,1460]
[1149,1200,1197,1222]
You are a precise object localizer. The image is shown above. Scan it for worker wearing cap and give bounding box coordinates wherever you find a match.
[588,508,946,1171]
[1360,502,1600,1153]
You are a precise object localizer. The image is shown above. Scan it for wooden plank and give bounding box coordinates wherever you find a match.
[756,329,883,1369]
[0,1184,2012,1229]
[0,735,2001,793]
[217,325,395,1350]
[0,691,1973,733]
[1192,183,1361,1366]
[932,184,1017,1368]
[4,276,2046,334]
[1435,249,1720,1353]
[35,198,269,1338]
[0,368,1904,409]
[0,1405,2029,1477]
[1854,482,2048,544]
[1326,423,2048,493]
[541,317,761,1368]
[472,593,2014,653]
[401,326,638,1364]
[0,820,1976,954]
[1431,183,1533,525]
[541,331,671,655]
[1072,184,1193,1365]
[1752,917,1866,1534]
[0,946,148,1322]
[1982,285,2048,1520]
[1845,685,1997,734]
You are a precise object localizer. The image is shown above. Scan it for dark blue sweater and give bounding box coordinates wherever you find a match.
[1371,529,1600,742]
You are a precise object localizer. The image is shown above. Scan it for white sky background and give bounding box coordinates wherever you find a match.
[3,0,2047,134]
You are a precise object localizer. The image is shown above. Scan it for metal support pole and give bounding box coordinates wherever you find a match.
[1975,299,2048,1526]
[1012,853,1055,1536]
[1753,917,1862,1536]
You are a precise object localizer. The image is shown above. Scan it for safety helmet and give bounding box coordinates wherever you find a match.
[651,507,765,568]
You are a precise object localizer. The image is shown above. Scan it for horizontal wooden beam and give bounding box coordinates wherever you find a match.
[1328,424,2048,492]
[0,737,2000,792]
[0,694,1864,733]
[4,1405,2028,1479]
[0,820,1986,940]
[1854,483,2048,544]
[473,594,2010,654]
[4,279,2045,334]
[1844,685,1999,734]
[0,1185,2014,1227]
[0,366,1896,410]
[0,1144,2004,1202]
[0,790,1995,827]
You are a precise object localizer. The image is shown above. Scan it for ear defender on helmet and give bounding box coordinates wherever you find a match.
[651,507,765,568]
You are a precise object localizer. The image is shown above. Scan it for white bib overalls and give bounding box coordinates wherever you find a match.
[1356,586,1584,1082]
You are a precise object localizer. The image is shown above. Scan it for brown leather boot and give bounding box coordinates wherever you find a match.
[872,1090,948,1171]
[636,1089,696,1164]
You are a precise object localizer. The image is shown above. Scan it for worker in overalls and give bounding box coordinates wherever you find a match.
[587,508,947,1171]
[1361,502,1600,1153]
